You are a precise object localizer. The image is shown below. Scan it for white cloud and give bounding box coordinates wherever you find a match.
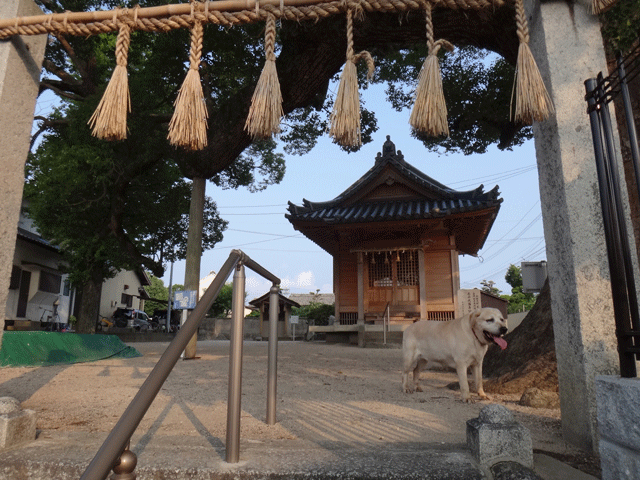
[296,271,314,288]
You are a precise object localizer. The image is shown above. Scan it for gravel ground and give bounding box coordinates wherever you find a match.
[0,340,599,476]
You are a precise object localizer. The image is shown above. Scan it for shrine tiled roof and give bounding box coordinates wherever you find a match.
[286,136,502,256]
[286,136,502,225]
[287,195,500,225]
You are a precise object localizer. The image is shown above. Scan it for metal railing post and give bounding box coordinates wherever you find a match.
[80,252,242,480]
[617,54,640,204]
[226,263,246,463]
[266,284,279,425]
[585,78,637,377]
[81,249,281,478]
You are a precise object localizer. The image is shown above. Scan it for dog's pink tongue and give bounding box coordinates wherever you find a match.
[493,336,508,350]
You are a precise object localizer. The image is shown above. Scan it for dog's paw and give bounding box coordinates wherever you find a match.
[462,397,475,404]
[403,385,415,394]
[478,393,492,401]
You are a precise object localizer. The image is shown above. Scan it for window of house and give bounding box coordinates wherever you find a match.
[39,270,61,294]
[121,293,133,307]
[9,266,21,290]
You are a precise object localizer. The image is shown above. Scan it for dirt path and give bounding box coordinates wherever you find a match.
[0,340,597,475]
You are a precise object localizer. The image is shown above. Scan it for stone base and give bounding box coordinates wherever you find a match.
[466,404,533,468]
[0,397,36,449]
[596,376,640,480]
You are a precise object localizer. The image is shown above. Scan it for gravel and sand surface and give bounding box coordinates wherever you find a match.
[0,339,598,476]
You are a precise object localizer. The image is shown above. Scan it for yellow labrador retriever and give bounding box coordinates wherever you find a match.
[401,308,508,402]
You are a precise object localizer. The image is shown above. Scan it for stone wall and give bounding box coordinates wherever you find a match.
[198,317,262,340]
[596,376,640,480]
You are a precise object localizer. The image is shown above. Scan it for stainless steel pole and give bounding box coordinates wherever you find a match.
[266,284,279,425]
[226,264,246,463]
[81,252,241,480]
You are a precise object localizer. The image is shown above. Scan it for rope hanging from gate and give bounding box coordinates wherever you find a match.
[168,2,208,150]
[0,0,587,150]
[409,2,454,137]
[328,2,374,147]
[512,0,554,124]
[244,9,284,139]
[87,10,131,141]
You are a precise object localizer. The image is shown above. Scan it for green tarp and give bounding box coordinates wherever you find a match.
[0,332,141,367]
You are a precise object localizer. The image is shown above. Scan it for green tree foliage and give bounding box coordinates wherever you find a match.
[480,280,501,296]
[601,0,640,53]
[208,283,234,318]
[377,47,532,155]
[144,276,169,317]
[503,264,536,314]
[292,303,335,326]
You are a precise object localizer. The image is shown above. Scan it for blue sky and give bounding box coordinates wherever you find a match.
[162,84,546,301]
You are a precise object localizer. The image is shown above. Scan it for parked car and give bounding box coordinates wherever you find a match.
[112,308,151,331]
[152,309,181,333]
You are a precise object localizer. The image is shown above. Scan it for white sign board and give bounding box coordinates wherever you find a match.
[174,290,197,309]
[290,315,299,325]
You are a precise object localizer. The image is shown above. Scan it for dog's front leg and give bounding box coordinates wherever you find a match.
[456,364,472,402]
[472,363,491,401]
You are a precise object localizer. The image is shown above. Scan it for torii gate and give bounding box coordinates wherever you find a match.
[0,0,631,456]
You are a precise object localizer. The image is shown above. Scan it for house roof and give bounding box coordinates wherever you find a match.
[249,292,301,309]
[286,136,502,256]
[288,293,335,306]
[16,227,60,253]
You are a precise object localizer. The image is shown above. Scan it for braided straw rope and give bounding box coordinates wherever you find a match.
[329,5,375,147]
[409,2,454,137]
[245,12,284,138]
[0,0,509,40]
[87,14,131,140]
[168,12,209,151]
[512,0,553,124]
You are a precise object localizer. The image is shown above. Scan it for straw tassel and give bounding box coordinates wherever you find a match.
[244,12,283,139]
[591,0,618,14]
[513,0,554,124]
[409,3,453,137]
[329,7,375,148]
[88,18,131,141]
[168,17,208,150]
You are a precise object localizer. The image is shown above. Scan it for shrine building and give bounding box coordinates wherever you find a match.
[285,136,502,341]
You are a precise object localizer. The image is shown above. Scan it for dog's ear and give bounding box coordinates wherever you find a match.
[469,308,482,326]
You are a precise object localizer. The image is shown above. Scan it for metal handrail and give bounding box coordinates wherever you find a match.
[383,302,390,345]
[80,249,281,480]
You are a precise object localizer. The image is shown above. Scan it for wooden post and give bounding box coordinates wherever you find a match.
[418,248,427,319]
[450,236,460,317]
[357,252,364,346]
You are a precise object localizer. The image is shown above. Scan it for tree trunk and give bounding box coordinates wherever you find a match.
[183,177,206,358]
[483,279,557,394]
[76,270,103,334]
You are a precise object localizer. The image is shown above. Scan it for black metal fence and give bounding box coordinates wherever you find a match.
[584,42,640,378]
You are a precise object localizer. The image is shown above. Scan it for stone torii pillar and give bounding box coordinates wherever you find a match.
[0,0,47,342]
[526,0,631,452]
